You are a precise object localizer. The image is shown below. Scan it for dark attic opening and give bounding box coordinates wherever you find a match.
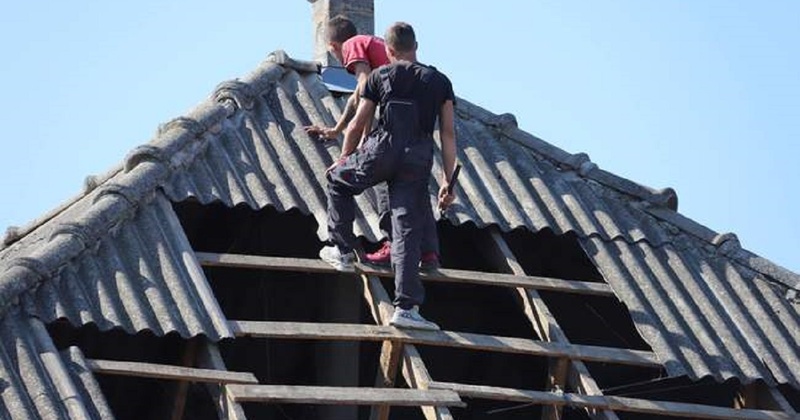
[46,321,217,420]
[172,200,587,418]
[174,200,382,419]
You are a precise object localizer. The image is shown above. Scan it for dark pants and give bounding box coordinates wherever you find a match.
[327,126,434,309]
[375,182,439,256]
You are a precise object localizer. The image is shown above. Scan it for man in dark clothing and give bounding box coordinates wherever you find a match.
[305,16,440,269]
[319,22,457,330]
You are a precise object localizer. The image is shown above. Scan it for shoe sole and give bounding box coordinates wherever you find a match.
[390,320,440,331]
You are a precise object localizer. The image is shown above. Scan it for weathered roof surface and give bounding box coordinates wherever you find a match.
[584,235,800,387]
[0,309,113,419]
[0,50,798,397]
[0,190,231,341]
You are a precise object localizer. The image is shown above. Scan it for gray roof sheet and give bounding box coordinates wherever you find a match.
[0,309,113,419]
[0,191,230,341]
[584,235,800,387]
[0,50,797,402]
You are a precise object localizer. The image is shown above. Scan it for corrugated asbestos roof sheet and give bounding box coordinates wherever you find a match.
[0,308,113,419]
[0,190,230,341]
[584,236,800,387]
[0,49,798,406]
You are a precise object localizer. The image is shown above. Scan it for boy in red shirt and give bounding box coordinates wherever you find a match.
[305,16,388,140]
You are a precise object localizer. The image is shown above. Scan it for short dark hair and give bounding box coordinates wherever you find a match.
[327,15,358,43]
[385,22,416,53]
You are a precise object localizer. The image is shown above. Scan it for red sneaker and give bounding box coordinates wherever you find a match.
[365,241,392,266]
[420,252,440,270]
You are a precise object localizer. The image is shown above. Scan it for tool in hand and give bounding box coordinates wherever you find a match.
[439,164,461,217]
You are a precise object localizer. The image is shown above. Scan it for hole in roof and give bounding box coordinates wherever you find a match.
[500,228,651,350]
[778,384,800,411]
[601,376,742,419]
[425,222,541,338]
[226,337,380,420]
[45,321,218,419]
[173,201,322,258]
[502,228,604,283]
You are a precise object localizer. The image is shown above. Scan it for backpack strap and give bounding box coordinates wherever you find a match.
[379,66,393,98]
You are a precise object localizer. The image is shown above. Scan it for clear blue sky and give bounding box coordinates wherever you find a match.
[1,1,798,272]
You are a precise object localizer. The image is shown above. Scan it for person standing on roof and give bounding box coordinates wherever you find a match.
[319,22,457,330]
[306,16,441,270]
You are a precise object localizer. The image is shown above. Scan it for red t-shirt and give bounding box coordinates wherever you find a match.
[341,35,389,74]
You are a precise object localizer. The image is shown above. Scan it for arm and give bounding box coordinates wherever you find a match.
[306,62,372,139]
[437,100,457,210]
[333,62,371,134]
[340,96,377,158]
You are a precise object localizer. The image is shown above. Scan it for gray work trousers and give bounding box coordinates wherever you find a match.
[375,182,438,255]
[327,128,435,309]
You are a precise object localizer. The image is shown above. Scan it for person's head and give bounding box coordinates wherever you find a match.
[326,15,358,63]
[384,22,418,62]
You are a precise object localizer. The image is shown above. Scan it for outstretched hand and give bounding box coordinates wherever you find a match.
[304,125,340,141]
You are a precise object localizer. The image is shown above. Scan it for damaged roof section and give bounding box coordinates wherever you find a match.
[0,188,231,341]
[0,49,797,409]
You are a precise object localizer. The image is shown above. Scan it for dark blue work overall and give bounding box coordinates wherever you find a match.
[326,70,438,310]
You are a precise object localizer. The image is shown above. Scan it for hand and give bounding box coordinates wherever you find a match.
[437,183,455,212]
[304,125,340,141]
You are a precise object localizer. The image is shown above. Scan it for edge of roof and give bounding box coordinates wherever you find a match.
[1,50,796,315]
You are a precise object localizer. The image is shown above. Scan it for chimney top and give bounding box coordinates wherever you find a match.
[309,0,375,66]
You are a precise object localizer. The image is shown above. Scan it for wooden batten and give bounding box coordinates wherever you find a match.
[226,385,465,407]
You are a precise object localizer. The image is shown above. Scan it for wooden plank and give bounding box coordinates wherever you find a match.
[196,252,614,297]
[361,274,454,420]
[230,320,661,368]
[487,229,619,420]
[196,342,248,420]
[430,381,799,420]
[87,359,258,385]
[226,385,465,407]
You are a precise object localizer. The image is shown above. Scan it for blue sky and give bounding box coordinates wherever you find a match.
[1,1,798,272]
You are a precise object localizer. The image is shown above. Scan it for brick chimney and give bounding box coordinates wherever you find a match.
[309,0,374,66]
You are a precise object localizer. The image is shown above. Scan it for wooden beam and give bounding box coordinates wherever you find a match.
[486,229,620,420]
[195,341,248,420]
[430,381,799,420]
[226,385,465,407]
[170,338,199,420]
[230,320,661,368]
[195,252,614,297]
[87,359,258,385]
[371,341,404,420]
[361,274,454,420]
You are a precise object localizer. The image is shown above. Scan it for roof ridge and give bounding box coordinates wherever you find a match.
[454,98,678,210]
[0,51,300,315]
[1,51,306,251]
[454,97,799,292]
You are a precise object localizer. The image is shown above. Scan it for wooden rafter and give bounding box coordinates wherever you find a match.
[361,274,455,420]
[486,228,620,420]
[170,338,199,420]
[194,341,249,420]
